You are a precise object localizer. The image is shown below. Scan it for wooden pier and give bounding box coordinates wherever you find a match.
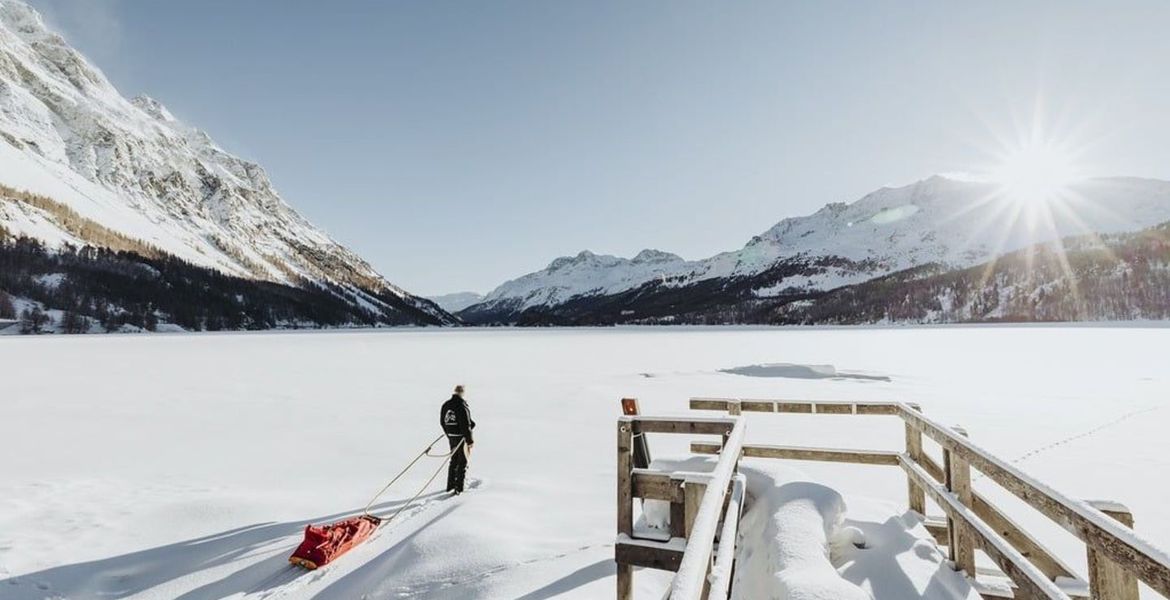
[615,397,1170,600]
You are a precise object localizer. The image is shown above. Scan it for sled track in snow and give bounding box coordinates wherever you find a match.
[241,481,484,599]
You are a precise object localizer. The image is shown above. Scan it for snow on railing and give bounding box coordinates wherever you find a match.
[680,396,1170,600]
[668,417,745,599]
[707,474,746,600]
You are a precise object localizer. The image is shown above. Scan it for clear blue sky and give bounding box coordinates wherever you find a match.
[28,0,1170,295]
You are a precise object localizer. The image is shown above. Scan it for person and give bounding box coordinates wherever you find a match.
[440,384,475,494]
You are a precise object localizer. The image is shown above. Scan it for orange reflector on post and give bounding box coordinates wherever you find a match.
[621,398,640,416]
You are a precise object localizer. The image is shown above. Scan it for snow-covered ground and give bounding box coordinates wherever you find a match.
[1,326,1167,599]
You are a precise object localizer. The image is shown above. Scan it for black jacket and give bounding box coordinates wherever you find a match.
[440,395,475,443]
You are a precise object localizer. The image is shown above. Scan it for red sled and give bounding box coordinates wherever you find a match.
[288,514,382,570]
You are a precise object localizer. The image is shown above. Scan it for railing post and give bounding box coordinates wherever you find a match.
[904,409,926,515]
[944,425,976,577]
[617,421,633,600]
[1087,501,1139,600]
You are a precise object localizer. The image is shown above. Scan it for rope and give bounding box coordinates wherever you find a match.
[362,434,443,516]
[361,434,469,520]
[379,438,466,524]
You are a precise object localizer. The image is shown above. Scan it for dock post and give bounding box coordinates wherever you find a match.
[617,420,633,600]
[1087,501,1139,600]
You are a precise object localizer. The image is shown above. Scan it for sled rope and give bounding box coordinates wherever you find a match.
[362,434,467,519]
[379,438,466,524]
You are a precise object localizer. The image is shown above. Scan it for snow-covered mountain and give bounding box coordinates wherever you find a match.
[0,0,453,326]
[426,291,485,313]
[463,175,1170,323]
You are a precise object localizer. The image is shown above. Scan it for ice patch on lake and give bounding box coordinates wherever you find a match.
[721,363,891,382]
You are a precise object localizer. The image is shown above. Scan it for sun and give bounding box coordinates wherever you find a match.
[990,140,1082,205]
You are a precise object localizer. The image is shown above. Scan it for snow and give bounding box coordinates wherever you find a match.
[0,1,446,321]
[473,175,1170,314]
[1,326,1169,599]
[427,292,486,313]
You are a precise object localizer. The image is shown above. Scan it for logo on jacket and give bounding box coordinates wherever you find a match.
[444,410,457,425]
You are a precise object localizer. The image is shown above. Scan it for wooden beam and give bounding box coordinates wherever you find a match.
[617,421,634,600]
[900,456,1071,599]
[905,413,926,515]
[972,494,1081,584]
[923,517,950,545]
[690,398,729,411]
[922,452,1082,584]
[632,470,685,503]
[740,399,775,412]
[1086,501,1139,600]
[898,405,1170,597]
[708,476,746,600]
[617,422,633,537]
[616,536,686,572]
[684,479,707,539]
[691,442,900,466]
[945,445,977,576]
[621,415,736,436]
[670,417,746,599]
[690,397,909,415]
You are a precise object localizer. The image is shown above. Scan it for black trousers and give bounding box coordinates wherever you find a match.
[446,436,468,492]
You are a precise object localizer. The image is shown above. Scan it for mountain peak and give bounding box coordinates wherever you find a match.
[131,95,176,123]
[632,249,682,263]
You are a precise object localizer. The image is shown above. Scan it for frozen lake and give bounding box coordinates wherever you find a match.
[1,326,1167,598]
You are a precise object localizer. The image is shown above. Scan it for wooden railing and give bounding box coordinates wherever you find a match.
[682,397,1170,600]
[615,414,745,600]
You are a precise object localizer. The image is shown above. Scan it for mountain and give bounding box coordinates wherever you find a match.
[427,291,485,313]
[461,175,1170,325]
[0,0,455,329]
[774,221,1170,324]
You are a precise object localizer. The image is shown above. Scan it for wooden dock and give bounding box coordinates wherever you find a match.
[615,397,1170,600]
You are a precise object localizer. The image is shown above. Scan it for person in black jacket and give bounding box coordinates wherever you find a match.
[440,384,475,494]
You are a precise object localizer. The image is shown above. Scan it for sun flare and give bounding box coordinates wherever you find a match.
[991,140,1082,205]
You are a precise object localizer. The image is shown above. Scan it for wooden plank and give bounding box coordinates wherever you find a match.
[670,417,746,599]
[906,417,926,515]
[972,494,1080,583]
[622,416,736,436]
[900,456,1071,599]
[1086,501,1139,600]
[708,476,745,600]
[616,421,634,600]
[740,400,775,412]
[617,422,633,537]
[616,562,631,600]
[670,498,686,538]
[923,517,949,545]
[946,446,977,576]
[690,398,730,411]
[692,397,904,415]
[615,539,685,572]
[898,405,1170,597]
[857,403,899,415]
[632,470,684,503]
[923,452,1082,584]
[691,442,900,466]
[684,479,707,539]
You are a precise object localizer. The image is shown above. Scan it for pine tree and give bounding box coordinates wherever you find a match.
[0,290,14,319]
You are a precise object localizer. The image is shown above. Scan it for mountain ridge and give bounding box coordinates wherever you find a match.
[462,175,1170,324]
[0,0,454,327]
